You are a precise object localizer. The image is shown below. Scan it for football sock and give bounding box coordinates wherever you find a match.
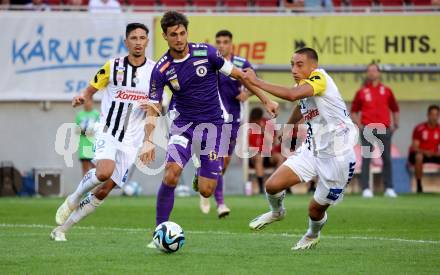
[257,177,264,194]
[156,182,176,225]
[68,168,103,208]
[214,174,224,206]
[306,212,328,238]
[60,193,103,233]
[416,179,423,193]
[266,191,286,214]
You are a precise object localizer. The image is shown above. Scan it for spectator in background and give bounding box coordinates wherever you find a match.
[351,63,400,198]
[76,100,99,176]
[249,107,284,194]
[89,0,121,13]
[25,0,50,10]
[409,105,440,193]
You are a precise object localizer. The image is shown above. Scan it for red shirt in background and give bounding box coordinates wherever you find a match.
[411,122,440,153]
[351,82,399,128]
[248,119,280,154]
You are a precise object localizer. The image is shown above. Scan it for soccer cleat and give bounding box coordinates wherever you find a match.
[217,204,230,218]
[362,188,374,198]
[147,240,156,249]
[384,188,397,198]
[200,195,211,214]
[249,209,285,230]
[55,196,75,225]
[50,227,67,242]
[192,173,199,192]
[292,235,320,250]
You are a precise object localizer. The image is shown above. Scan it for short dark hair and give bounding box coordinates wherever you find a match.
[428,104,440,114]
[367,62,381,72]
[160,11,189,33]
[294,47,318,62]
[216,30,233,40]
[126,23,149,38]
[249,107,264,122]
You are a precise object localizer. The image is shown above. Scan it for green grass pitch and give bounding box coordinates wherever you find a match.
[1,194,439,274]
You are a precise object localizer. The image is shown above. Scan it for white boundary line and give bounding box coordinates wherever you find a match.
[1,223,439,245]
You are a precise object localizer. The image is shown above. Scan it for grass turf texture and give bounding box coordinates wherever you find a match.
[1,195,439,274]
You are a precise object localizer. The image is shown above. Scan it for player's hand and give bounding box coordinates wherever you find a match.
[140,140,156,165]
[264,100,279,118]
[72,95,85,107]
[242,67,258,86]
[235,89,250,102]
[139,99,150,112]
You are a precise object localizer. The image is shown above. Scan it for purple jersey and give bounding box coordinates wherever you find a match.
[219,55,252,124]
[149,43,229,125]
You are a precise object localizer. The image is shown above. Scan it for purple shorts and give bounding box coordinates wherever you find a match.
[166,121,228,179]
[224,122,240,156]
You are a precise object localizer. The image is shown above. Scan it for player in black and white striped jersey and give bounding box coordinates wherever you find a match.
[50,23,155,241]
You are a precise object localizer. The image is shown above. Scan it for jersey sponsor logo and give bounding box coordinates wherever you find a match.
[216,50,222,58]
[115,90,148,101]
[193,59,208,66]
[196,66,207,77]
[169,135,189,148]
[193,50,208,57]
[304,108,320,121]
[116,66,126,71]
[166,67,176,76]
[159,61,170,73]
[191,43,208,48]
[233,60,244,67]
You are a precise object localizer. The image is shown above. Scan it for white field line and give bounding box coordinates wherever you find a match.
[0,223,439,245]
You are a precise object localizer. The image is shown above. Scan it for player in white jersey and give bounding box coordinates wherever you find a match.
[50,23,155,241]
[244,48,357,250]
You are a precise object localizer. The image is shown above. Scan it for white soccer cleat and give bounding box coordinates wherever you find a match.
[292,235,320,250]
[384,188,397,198]
[249,209,285,230]
[199,195,211,214]
[147,240,156,249]
[362,189,374,198]
[217,204,230,218]
[55,196,75,225]
[50,227,67,242]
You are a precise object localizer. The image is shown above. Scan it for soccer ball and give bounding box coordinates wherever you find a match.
[123,181,141,196]
[152,221,185,253]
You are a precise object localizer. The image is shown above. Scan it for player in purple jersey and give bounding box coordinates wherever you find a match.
[140,12,278,247]
[197,30,253,217]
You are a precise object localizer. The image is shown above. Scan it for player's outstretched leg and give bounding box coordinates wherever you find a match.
[50,181,115,241]
[55,168,104,225]
[55,160,114,225]
[249,165,301,230]
[292,199,329,250]
[148,163,182,248]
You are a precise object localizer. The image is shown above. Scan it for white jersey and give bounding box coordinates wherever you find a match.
[90,56,155,148]
[298,68,356,158]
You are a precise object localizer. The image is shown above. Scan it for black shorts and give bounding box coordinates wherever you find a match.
[408,152,440,165]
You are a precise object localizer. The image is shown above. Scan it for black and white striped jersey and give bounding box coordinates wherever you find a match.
[90,56,155,147]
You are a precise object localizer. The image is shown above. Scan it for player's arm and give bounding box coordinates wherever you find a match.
[73,61,110,107]
[139,68,165,165]
[242,68,314,102]
[229,67,279,117]
[287,104,302,125]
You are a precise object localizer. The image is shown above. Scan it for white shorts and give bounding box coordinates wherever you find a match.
[93,133,138,188]
[283,146,356,205]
